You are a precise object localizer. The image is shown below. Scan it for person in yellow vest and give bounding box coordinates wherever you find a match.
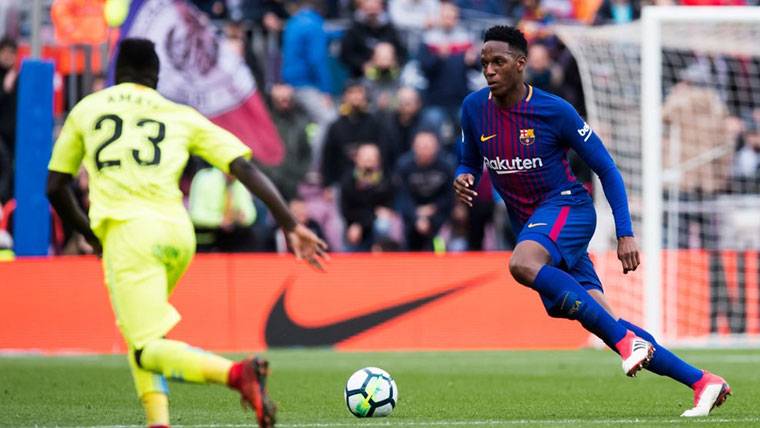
[189,167,258,252]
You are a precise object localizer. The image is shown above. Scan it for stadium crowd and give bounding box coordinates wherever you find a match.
[0,0,758,255]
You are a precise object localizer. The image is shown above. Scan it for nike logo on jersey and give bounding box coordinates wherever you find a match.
[480,134,497,142]
[264,273,497,347]
[527,223,547,228]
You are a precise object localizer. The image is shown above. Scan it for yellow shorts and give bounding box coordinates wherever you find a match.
[101,215,195,349]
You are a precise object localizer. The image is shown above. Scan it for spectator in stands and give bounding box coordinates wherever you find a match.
[513,0,556,43]
[554,42,586,116]
[340,143,396,251]
[455,0,506,19]
[0,36,17,203]
[526,42,559,93]
[388,0,439,33]
[381,86,425,164]
[388,0,439,54]
[248,0,290,89]
[418,2,478,148]
[320,80,393,187]
[257,83,311,201]
[281,0,335,162]
[0,208,10,253]
[290,196,325,241]
[190,0,228,19]
[273,196,327,252]
[445,202,470,251]
[731,113,760,194]
[339,0,407,78]
[395,131,454,251]
[0,136,9,204]
[662,70,737,248]
[189,167,258,252]
[0,199,65,254]
[663,73,735,197]
[0,1,22,39]
[226,0,284,24]
[593,0,641,25]
[362,42,402,112]
[224,20,267,89]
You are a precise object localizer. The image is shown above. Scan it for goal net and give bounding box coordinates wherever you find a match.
[556,6,760,345]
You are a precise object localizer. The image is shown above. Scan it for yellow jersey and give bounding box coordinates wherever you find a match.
[48,83,251,237]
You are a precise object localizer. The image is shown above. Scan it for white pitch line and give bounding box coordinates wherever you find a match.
[26,417,760,428]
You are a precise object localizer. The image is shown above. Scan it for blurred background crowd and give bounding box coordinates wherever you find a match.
[0,0,758,255]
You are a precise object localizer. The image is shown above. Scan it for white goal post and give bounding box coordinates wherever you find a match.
[557,6,760,345]
[641,6,760,344]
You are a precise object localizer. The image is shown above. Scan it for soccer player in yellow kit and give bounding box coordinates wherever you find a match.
[46,39,328,428]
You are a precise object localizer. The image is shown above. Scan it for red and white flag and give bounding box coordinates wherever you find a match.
[113,0,284,165]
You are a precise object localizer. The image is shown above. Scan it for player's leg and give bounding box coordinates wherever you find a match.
[585,289,703,385]
[102,220,180,427]
[510,241,630,353]
[135,341,275,426]
[127,345,170,428]
[104,217,274,427]
[131,219,235,386]
[511,202,652,376]
[149,217,276,426]
[589,291,731,416]
[576,257,731,416]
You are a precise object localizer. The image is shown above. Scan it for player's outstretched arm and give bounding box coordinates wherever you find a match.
[228,157,328,270]
[46,171,102,255]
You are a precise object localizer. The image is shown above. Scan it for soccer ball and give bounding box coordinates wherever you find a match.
[344,367,398,417]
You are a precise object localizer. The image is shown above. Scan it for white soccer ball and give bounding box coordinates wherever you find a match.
[344,367,398,417]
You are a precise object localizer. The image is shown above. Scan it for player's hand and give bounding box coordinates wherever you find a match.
[617,236,640,274]
[287,223,329,271]
[453,173,477,207]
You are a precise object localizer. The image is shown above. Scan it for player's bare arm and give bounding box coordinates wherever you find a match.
[46,171,102,255]
[617,236,640,274]
[453,173,477,207]
[228,157,328,270]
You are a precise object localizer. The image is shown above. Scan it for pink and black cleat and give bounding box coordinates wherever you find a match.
[681,371,731,417]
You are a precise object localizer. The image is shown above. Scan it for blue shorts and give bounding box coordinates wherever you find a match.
[515,199,603,292]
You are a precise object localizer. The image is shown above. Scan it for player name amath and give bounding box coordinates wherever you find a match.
[484,156,544,174]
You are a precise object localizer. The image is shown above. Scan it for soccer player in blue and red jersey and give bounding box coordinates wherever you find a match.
[454,26,730,417]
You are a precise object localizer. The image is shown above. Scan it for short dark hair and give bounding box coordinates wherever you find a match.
[483,25,528,56]
[0,37,17,51]
[115,38,160,88]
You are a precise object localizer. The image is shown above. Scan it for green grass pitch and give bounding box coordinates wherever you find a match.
[1,349,758,427]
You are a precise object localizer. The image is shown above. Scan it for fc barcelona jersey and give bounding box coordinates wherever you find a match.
[456,84,634,238]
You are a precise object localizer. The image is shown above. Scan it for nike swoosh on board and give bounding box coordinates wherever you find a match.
[264,272,499,347]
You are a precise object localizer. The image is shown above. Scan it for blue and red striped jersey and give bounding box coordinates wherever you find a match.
[456,85,634,238]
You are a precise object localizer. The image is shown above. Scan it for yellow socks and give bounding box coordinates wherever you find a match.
[129,339,235,426]
[139,339,233,385]
[141,392,170,427]
[128,345,170,426]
